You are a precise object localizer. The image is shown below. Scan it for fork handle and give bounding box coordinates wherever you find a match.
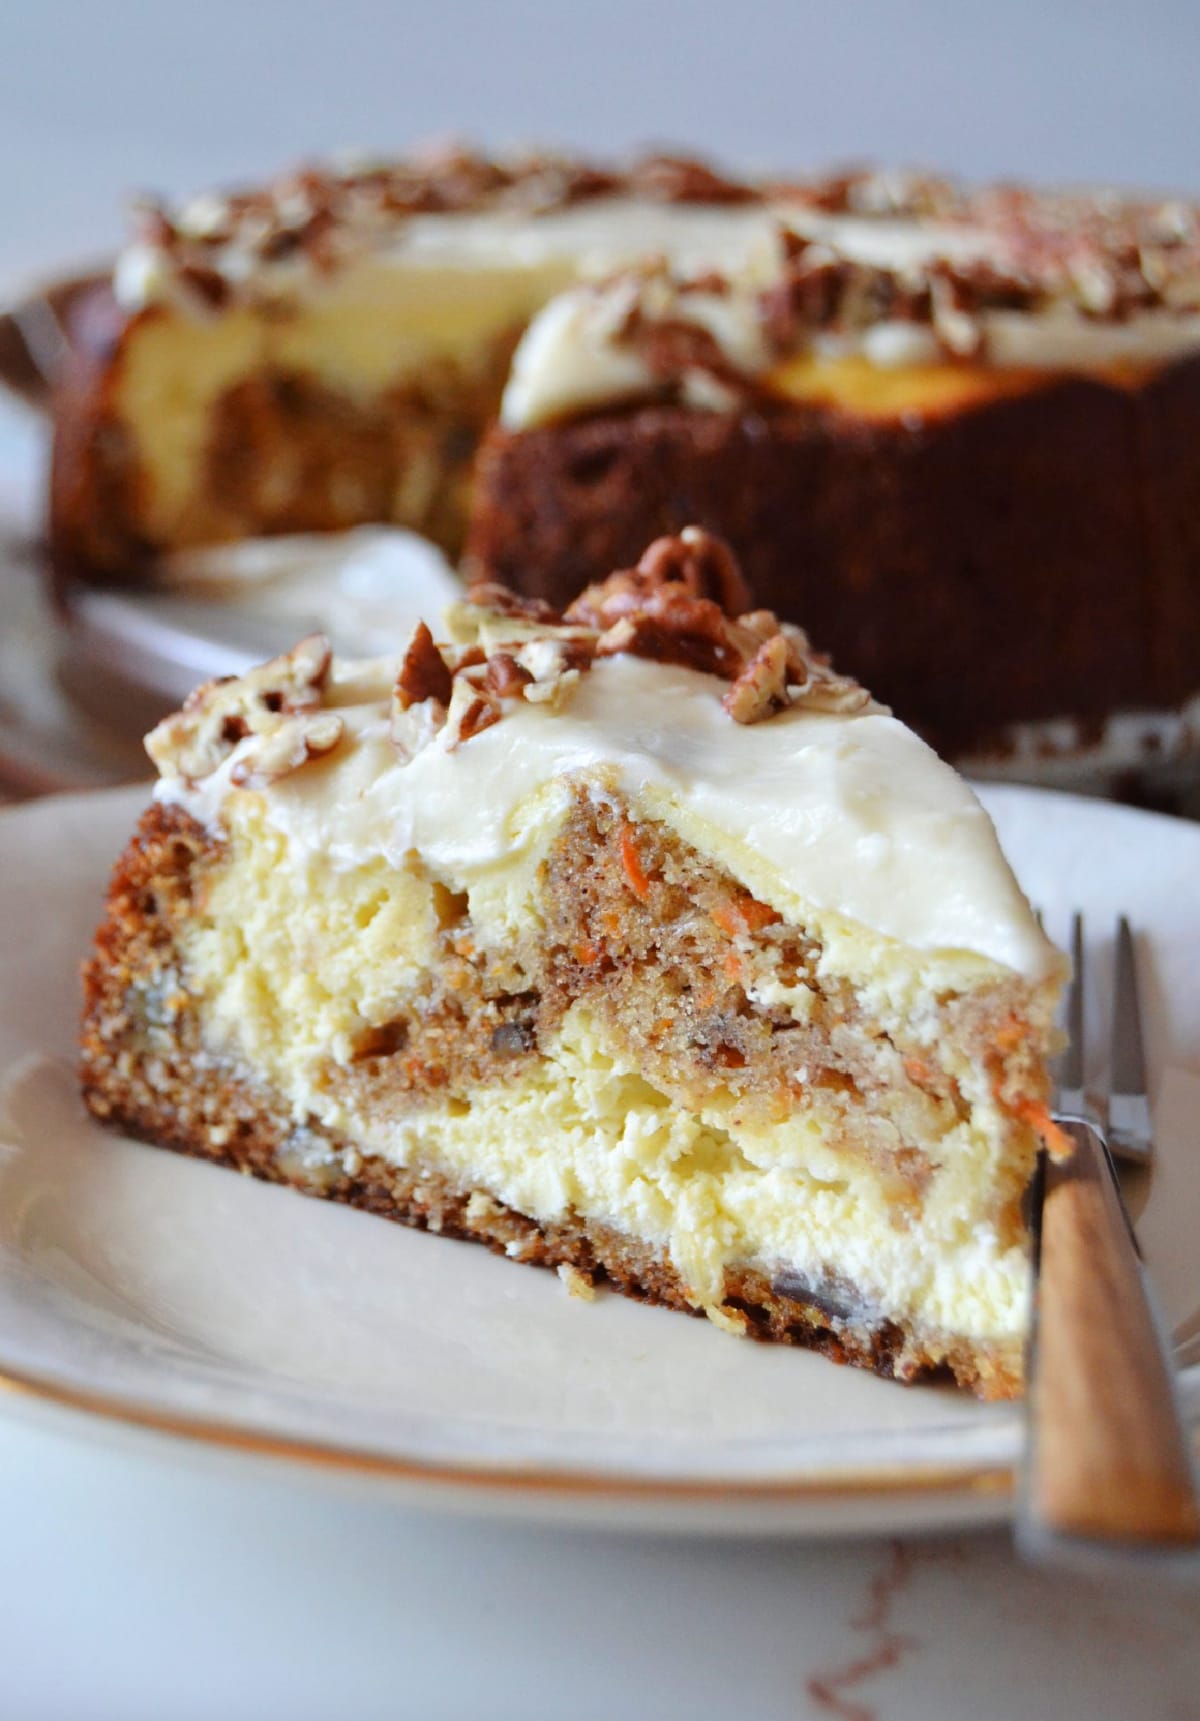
[1025,1121,1200,1547]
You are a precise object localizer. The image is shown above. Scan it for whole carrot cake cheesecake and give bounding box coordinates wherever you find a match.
[47,146,1200,755]
[81,530,1066,1399]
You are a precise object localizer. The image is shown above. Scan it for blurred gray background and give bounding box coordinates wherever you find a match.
[1,0,1196,281]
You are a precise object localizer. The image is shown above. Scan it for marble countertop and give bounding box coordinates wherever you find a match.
[1,1393,1197,1721]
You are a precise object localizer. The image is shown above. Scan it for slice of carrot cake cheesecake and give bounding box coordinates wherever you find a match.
[81,529,1066,1397]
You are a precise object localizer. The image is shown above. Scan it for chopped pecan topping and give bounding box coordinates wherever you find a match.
[516,636,591,707]
[594,595,744,679]
[443,642,488,673]
[635,527,752,614]
[176,263,232,309]
[613,297,752,399]
[455,697,503,744]
[547,530,872,724]
[566,526,751,626]
[722,634,791,724]
[131,147,762,306]
[386,609,598,758]
[790,666,873,715]
[762,183,1200,358]
[484,652,534,699]
[395,621,453,710]
[444,680,503,749]
[145,634,331,782]
[146,534,873,798]
[389,692,447,761]
[228,712,344,788]
[131,149,1200,337]
[465,583,564,625]
[629,153,757,206]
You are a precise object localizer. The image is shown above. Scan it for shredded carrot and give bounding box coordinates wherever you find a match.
[711,892,780,939]
[904,1056,933,1088]
[991,1015,1026,1053]
[574,941,602,967]
[723,950,743,980]
[740,896,780,931]
[1010,1095,1074,1161]
[620,823,652,901]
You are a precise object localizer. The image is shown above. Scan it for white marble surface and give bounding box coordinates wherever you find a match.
[0,1392,1197,1721]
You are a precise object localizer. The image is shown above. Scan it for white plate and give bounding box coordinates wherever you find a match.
[0,783,1198,1536]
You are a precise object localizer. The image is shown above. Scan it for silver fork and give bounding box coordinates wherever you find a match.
[1018,913,1200,1564]
[1055,915,1153,1168]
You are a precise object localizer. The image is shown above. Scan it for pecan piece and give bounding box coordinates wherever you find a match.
[631,153,757,206]
[619,312,747,394]
[437,677,503,749]
[465,583,564,626]
[177,263,232,309]
[455,697,502,744]
[722,633,791,724]
[593,595,744,678]
[515,636,594,707]
[389,694,447,761]
[145,633,332,783]
[228,712,344,788]
[566,527,751,626]
[793,671,873,715]
[395,621,453,710]
[485,652,534,699]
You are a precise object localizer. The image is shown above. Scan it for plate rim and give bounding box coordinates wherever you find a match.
[0,1355,1017,1507]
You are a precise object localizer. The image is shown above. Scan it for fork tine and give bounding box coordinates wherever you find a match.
[1176,1334,1200,1372]
[1109,916,1155,1165]
[1174,1306,1200,1350]
[1055,912,1088,1122]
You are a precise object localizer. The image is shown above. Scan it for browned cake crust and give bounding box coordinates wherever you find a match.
[48,284,518,585]
[465,363,1200,755]
[48,286,150,583]
[80,799,1026,1401]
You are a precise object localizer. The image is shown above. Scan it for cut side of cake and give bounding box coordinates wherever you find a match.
[50,148,776,580]
[81,530,1066,1398]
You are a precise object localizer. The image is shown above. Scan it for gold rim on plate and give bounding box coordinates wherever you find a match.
[0,1357,1016,1506]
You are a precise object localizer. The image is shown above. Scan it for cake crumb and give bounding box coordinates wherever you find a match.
[706,1302,750,1337]
[557,1263,597,1301]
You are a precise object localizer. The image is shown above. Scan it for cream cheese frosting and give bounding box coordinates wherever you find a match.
[158,642,1057,983]
[113,197,787,314]
[498,206,1200,429]
[108,157,1200,437]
